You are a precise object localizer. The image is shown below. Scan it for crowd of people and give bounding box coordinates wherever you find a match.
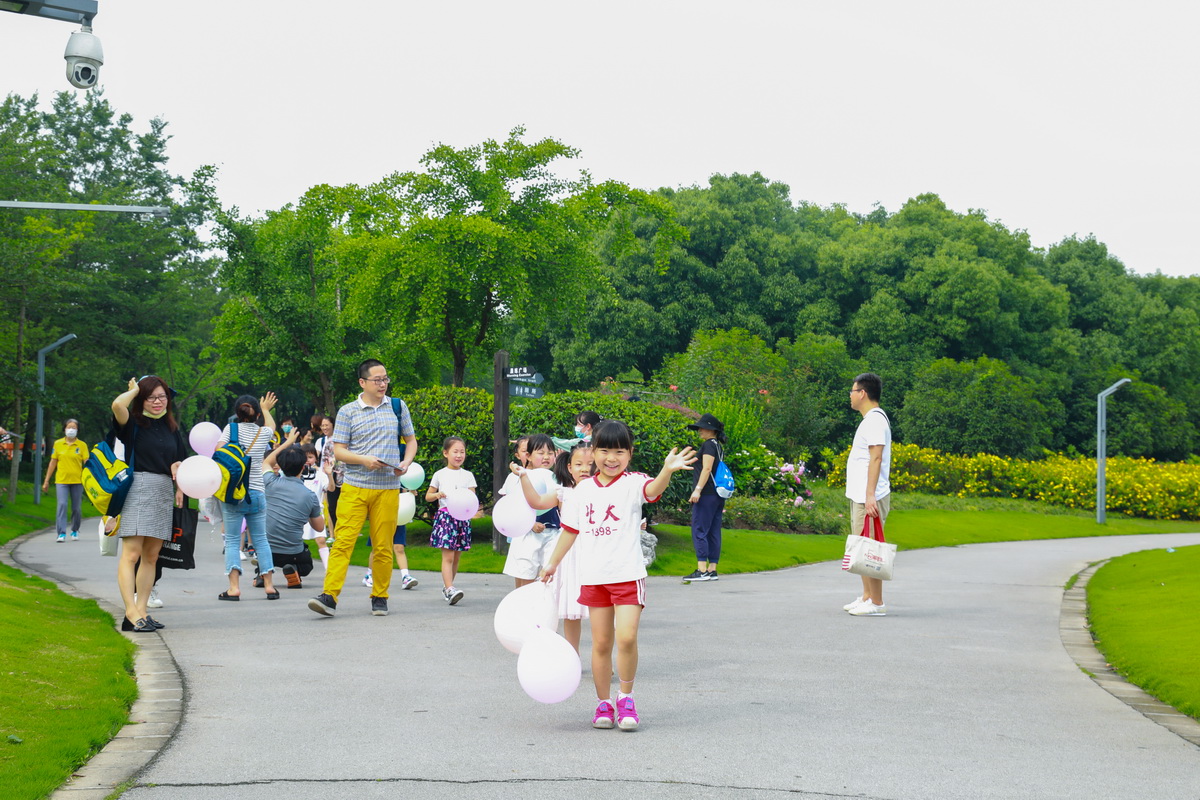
[52,362,892,731]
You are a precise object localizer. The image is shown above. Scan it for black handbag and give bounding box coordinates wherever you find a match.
[160,501,198,570]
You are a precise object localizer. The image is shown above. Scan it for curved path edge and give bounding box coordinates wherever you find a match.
[0,526,184,800]
[1059,560,1200,747]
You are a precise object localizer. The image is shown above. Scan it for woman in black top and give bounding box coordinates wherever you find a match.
[683,413,726,583]
[111,376,187,632]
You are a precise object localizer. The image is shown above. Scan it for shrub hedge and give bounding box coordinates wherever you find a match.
[825,442,1200,520]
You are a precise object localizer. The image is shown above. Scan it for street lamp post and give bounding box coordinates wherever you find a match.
[34,333,77,505]
[1096,378,1131,524]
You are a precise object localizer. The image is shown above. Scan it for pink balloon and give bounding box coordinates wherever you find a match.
[188,421,222,457]
[445,488,479,521]
[492,494,536,539]
[176,455,221,499]
[517,626,581,704]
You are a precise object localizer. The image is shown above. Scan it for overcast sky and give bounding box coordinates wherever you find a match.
[2,0,1197,277]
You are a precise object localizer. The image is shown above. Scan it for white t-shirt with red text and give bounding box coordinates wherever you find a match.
[561,471,659,586]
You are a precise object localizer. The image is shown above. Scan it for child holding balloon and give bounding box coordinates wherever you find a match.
[501,433,560,589]
[512,441,593,653]
[538,420,696,731]
[425,436,478,605]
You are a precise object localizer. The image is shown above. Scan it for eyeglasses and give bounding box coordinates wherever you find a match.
[362,376,390,385]
[147,394,169,403]
[849,388,864,394]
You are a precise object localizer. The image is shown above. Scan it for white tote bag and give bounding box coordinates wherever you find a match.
[841,515,896,581]
[98,516,118,557]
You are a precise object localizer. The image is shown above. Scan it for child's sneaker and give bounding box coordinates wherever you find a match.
[362,571,373,588]
[56,533,66,543]
[70,531,79,541]
[592,700,616,729]
[616,697,639,731]
[400,574,418,590]
[443,586,464,605]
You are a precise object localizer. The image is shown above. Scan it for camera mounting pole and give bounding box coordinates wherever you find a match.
[0,0,97,25]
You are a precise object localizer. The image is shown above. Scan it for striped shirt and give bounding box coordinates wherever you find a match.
[333,394,415,491]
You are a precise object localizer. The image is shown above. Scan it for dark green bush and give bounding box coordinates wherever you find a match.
[406,386,496,506]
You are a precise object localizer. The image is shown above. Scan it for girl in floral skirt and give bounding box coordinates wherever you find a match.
[425,436,477,605]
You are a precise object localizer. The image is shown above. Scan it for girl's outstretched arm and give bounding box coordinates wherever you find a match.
[645,446,697,498]
[510,464,558,510]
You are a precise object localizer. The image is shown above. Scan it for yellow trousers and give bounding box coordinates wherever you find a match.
[322,483,399,600]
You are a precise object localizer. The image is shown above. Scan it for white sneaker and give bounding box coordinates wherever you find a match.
[843,596,869,611]
[239,550,249,561]
[56,534,66,543]
[444,587,463,605]
[362,572,373,588]
[848,602,887,616]
[147,588,163,609]
[70,532,79,541]
[401,575,418,590]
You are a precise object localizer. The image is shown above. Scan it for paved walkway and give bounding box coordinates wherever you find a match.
[12,521,1200,799]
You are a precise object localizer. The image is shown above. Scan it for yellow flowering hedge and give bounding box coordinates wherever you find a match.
[826,443,1200,520]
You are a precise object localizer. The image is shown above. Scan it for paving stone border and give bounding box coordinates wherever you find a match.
[1,527,183,800]
[1059,560,1200,748]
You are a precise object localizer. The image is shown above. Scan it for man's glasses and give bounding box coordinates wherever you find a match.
[363,377,391,385]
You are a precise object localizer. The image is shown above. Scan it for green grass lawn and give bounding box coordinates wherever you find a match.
[1087,545,1200,720]
[0,493,138,800]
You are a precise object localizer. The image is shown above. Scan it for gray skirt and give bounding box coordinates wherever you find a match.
[118,472,174,540]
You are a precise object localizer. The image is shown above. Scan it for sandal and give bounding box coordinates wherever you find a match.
[265,590,280,600]
[218,591,240,601]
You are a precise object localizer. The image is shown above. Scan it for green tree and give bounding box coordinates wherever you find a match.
[213,184,436,415]
[900,357,1051,458]
[336,128,681,387]
[0,91,222,461]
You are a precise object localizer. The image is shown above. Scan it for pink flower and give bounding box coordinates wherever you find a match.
[669,385,678,392]
[793,496,805,507]
[758,389,769,395]
[780,463,794,474]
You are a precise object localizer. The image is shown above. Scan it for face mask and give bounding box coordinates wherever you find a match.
[574,425,584,437]
[65,428,78,439]
[282,425,293,434]
[143,408,167,419]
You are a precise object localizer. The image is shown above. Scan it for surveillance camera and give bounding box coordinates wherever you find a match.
[64,28,103,89]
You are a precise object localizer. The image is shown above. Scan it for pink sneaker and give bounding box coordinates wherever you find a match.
[616,696,639,731]
[592,700,615,729]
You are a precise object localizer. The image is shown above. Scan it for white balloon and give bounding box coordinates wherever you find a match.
[493,581,559,654]
[400,462,426,490]
[396,492,416,525]
[177,455,221,499]
[517,626,582,704]
[492,494,536,539]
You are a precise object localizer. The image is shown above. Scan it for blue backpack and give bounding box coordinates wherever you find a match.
[713,443,735,499]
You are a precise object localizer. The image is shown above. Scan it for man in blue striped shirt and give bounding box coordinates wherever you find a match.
[309,359,418,618]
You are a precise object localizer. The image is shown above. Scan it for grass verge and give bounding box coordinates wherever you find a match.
[1087,545,1200,720]
[0,493,138,800]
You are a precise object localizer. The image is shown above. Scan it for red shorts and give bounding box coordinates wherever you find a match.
[579,579,646,608]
